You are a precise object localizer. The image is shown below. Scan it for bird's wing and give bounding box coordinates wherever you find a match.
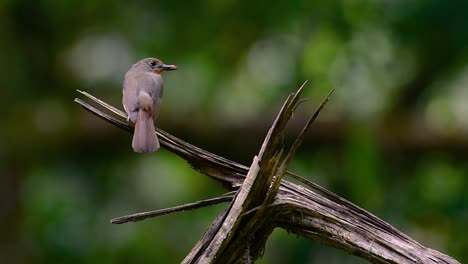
[125,72,164,121]
[123,73,140,122]
[138,72,163,120]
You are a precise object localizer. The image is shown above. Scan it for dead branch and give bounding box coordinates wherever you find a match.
[75,83,459,264]
[111,195,234,224]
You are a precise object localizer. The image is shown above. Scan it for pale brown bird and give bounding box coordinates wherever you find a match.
[122,58,177,153]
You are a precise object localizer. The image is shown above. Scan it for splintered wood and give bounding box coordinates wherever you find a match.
[76,83,459,264]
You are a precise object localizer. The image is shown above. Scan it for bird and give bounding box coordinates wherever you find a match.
[122,58,177,153]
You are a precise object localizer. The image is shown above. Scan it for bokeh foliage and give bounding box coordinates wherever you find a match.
[0,0,467,263]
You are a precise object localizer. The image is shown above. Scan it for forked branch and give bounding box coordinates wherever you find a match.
[75,83,459,264]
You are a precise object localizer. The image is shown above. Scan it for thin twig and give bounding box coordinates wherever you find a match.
[111,195,233,224]
[77,90,127,118]
[291,98,310,113]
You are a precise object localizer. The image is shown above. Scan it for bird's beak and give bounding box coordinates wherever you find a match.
[162,64,177,71]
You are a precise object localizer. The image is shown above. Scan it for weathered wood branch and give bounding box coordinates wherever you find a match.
[184,82,309,263]
[111,194,234,224]
[75,85,459,264]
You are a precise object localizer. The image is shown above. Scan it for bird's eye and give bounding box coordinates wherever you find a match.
[150,61,157,67]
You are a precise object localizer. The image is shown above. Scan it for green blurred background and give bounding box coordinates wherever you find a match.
[1,0,467,263]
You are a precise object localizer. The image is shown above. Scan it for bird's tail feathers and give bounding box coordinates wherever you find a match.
[132,109,159,153]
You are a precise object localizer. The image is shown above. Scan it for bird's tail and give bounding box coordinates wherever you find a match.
[132,108,159,153]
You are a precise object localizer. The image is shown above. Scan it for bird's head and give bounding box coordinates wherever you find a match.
[134,58,177,75]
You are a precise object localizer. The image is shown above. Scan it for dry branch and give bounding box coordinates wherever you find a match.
[75,84,459,264]
[111,195,233,224]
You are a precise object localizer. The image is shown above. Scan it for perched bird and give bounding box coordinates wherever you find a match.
[122,58,177,153]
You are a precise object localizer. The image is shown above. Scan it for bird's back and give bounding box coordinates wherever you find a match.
[123,70,163,122]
